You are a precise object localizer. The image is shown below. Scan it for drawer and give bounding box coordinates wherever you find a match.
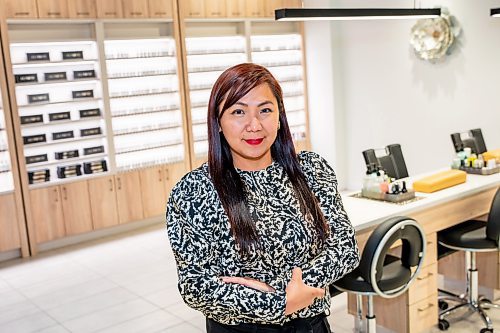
[408,263,437,305]
[409,294,438,333]
[422,232,437,268]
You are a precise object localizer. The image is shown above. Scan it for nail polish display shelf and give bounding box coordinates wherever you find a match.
[458,166,500,175]
[360,189,416,203]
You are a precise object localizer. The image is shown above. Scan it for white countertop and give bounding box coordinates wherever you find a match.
[341,171,500,231]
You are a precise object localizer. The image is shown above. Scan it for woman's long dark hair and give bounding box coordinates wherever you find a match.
[207,63,329,255]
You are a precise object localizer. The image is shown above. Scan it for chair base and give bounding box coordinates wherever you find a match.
[438,251,500,332]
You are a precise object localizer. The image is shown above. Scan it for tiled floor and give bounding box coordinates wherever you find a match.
[0,223,498,333]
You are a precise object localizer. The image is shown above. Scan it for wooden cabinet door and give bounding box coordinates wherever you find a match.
[30,186,65,243]
[88,176,119,229]
[225,0,244,18]
[96,0,122,18]
[264,0,283,17]
[165,162,187,198]
[60,181,93,236]
[182,0,204,18]
[0,193,21,252]
[148,0,172,18]
[3,0,38,19]
[284,0,302,8]
[245,0,265,17]
[140,167,167,218]
[122,0,149,18]
[205,0,226,17]
[37,0,68,18]
[68,0,96,18]
[115,171,144,224]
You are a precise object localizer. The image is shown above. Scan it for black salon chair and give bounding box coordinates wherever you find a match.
[333,216,426,333]
[437,187,500,333]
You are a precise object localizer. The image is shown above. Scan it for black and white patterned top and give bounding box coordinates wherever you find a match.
[166,151,359,325]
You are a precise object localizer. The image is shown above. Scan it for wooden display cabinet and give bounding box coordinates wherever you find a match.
[36,0,69,19]
[68,0,97,19]
[264,0,284,17]
[30,186,66,243]
[245,0,265,17]
[181,0,205,18]
[0,193,22,252]
[139,162,186,218]
[115,170,144,224]
[2,0,38,19]
[140,166,167,218]
[205,0,226,18]
[60,181,93,236]
[122,0,149,18]
[96,0,123,18]
[88,175,120,229]
[148,0,173,18]
[225,0,245,18]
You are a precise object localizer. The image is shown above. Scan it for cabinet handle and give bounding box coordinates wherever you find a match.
[109,179,113,191]
[417,303,434,312]
[158,169,163,182]
[63,187,67,200]
[14,12,30,16]
[417,272,433,281]
[130,11,142,16]
[54,188,59,202]
[117,177,122,190]
[427,240,433,245]
[77,11,90,16]
[155,11,167,15]
[165,168,170,180]
[105,11,117,15]
[47,12,61,16]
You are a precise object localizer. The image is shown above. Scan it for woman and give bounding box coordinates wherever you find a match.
[166,63,359,332]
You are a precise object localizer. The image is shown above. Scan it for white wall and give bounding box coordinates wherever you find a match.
[305,0,500,190]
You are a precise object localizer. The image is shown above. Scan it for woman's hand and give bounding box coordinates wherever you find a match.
[221,276,275,293]
[285,267,325,315]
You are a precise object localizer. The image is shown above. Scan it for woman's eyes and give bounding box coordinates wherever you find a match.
[230,107,273,116]
[231,109,245,115]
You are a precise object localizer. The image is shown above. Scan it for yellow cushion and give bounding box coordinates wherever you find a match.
[413,170,467,193]
[483,149,500,163]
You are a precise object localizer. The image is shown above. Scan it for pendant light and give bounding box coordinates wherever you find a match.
[275,8,441,21]
[491,8,500,17]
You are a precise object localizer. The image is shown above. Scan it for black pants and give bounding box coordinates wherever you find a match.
[206,313,332,333]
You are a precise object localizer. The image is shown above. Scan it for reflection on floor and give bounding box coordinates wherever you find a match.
[0,223,498,332]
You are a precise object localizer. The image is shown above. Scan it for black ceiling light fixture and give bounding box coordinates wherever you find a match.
[491,8,500,17]
[275,8,442,21]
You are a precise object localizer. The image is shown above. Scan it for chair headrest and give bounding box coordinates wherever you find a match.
[359,216,426,297]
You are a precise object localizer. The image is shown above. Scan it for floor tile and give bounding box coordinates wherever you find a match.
[37,325,71,333]
[142,287,183,308]
[0,311,57,333]
[31,277,117,310]
[61,298,158,333]
[155,322,203,333]
[0,299,39,325]
[95,309,184,333]
[46,287,138,322]
[0,289,28,308]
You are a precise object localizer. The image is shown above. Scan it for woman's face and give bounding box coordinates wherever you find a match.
[219,83,280,171]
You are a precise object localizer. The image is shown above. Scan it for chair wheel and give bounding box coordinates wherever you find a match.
[438,319,450,331]
[480,328,493,333]
[481,298,493,309]
[438,300,449,310]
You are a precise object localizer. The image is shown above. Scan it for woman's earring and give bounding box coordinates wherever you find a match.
[277,121,281,130]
